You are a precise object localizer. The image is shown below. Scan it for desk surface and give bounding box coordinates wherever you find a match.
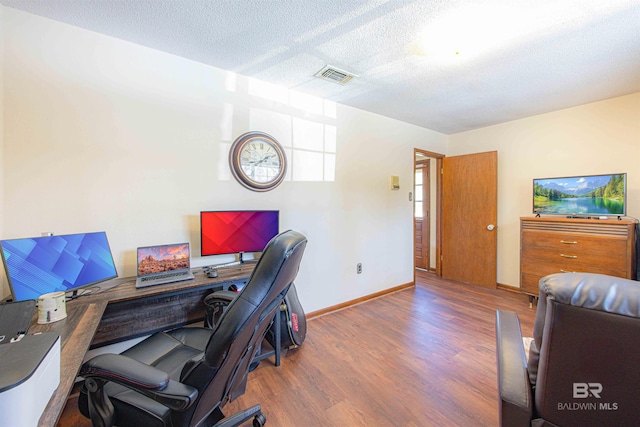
[28,263,255,427]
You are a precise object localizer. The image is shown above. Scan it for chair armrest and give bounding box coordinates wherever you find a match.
[81,353,198,411]
[495,310,533,427]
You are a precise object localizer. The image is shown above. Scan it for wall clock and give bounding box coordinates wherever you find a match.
[229,131,287,192]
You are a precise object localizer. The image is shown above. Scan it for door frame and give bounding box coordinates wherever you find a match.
[414,158,430,270]
[413,149,444,278]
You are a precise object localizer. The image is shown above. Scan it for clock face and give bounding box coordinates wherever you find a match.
[240,139,282,183]
[229,132,286,191]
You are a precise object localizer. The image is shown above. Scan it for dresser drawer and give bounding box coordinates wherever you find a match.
[521,230,628,253]
[521,245,627,273]
[521,257,630,295]
[521,255,627,278]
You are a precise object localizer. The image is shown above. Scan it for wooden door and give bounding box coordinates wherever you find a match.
[441,151,497,288]
[414,160,430,269]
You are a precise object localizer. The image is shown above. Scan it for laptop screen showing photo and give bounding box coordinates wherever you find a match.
[137,243,191,275]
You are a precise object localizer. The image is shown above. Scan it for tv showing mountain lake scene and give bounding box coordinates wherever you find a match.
[533,173,626,216]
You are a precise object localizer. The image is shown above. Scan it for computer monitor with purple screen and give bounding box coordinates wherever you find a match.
[200,211,279,263]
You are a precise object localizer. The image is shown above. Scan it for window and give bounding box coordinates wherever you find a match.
[414,167,424,218]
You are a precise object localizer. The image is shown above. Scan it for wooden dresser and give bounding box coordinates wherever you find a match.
[520,216,637,296]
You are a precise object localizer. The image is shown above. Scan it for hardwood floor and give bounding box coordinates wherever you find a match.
[58,271,536,426]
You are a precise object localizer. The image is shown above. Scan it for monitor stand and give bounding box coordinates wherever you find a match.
[66,290,79,301]
[238,252,258,264]
[208,252,258,270]
[65,284,111,301]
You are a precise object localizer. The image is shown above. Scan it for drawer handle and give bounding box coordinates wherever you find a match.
[560,240,578,244]
[560,254,578,259]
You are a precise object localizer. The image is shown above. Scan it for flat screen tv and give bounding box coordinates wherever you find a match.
[0,231,118,301]
[201,211,279,260]
[533,173,627,216]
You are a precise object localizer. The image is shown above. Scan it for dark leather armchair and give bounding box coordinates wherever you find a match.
[496,272,640,427]
[78,230,307,427]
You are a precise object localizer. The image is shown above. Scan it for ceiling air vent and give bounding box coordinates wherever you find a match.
[314,65,357,85]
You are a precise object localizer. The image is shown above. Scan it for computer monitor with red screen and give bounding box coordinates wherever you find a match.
[200,211,279,260]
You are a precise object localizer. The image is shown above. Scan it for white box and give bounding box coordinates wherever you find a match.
[0,333,60,427]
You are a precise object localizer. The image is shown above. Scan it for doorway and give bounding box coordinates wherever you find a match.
[413,149,443,274]
[414,155,430,270]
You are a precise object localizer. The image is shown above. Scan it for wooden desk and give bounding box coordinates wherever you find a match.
[28,263,255,427]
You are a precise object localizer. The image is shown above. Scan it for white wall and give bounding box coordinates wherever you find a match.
[448,93,640,288]
[0,8,448,309]
[0,7,4,273]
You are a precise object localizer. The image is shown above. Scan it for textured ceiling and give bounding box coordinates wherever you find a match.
[1,0,639,134]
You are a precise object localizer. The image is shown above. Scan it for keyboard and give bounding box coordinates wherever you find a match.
[136,269,195,289]
[207,261,242,269]
[141,271,185,282]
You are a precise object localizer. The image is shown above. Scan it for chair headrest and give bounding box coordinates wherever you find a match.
[538,272,640,319]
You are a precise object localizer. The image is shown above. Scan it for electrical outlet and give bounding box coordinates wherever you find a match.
[357,263,362,274]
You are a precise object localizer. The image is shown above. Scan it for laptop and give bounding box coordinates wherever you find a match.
[135,243,195,288]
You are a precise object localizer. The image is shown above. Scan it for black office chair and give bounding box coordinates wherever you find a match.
[78,230,307,427]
